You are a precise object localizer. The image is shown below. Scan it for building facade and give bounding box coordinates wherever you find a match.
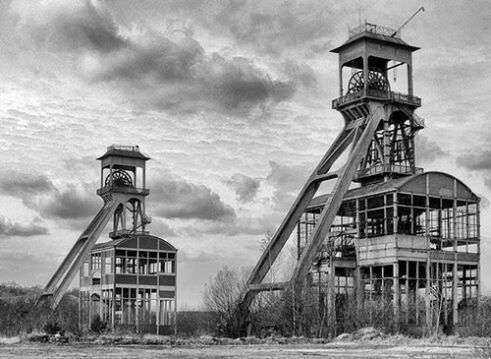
[79,234,177,334]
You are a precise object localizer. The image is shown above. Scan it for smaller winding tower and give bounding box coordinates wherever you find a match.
[40,145,177,334]
[97,145,150,238]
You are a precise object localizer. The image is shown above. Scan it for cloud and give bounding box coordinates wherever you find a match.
[11,0,299,115]
[10,0,126,53]
[455,150,491,191]
[415,134,445,164]
[225,173,260,203]
[478,194,489,209]
[148,218,176,238]
[0,170,55,197]
[40,183,101,220]
[456,150,491,171]
[0,216,48,237]
[266,161,311,211]
[149,172,235,221]
[195,1,337,56]
[181,213,279,237]
[0,170,100,221]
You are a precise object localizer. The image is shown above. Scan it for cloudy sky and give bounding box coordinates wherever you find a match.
[0,0,490,308]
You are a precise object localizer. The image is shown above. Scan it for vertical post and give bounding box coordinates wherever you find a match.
[174,249,178,336]
[443,262,448,325]
[78,287,82,332]
[369,265,373,325]
[393,261,400,330]
[339,63,343,96]
[476,201,481,313]
[109,163,113,186]
[355,199,362,320]
[415,261,419,325]
[156,242,160,335]
[363,55,368,97]
[425,174,431,333]
[136,237,140,333]
[393,192,398,235]
[111,288,115,332]
[327,252,336,340]
[406,260,410,325]
[407,63,413,96]
[425,248,431,333]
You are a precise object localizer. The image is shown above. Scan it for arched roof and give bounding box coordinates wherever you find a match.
[93,234,177,252]
[308,171,479,210]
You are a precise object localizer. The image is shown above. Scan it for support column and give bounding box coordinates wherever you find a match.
[393,261,400,330]
[425,250,431,332]
[477,202,481,311]
[407,63,413,96]
[369,265,373,325]
[327,255,336,340]
[415,261,419,325]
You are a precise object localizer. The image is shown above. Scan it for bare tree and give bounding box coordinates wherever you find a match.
[203,266,246,337]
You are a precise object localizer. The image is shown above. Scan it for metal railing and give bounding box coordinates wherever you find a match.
[107,144,141,153]
[348,22,400,39]
[97,185,150,196]
[332,89,421,109]
[355,164,423,179]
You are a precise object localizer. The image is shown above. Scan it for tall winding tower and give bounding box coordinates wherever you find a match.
[239,22,480,335]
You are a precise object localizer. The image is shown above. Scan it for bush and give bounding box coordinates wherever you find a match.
[43,319,62,335]
[90,314,107,334]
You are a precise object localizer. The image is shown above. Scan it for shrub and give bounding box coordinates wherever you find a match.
[43,320,62,335]
[90,314,107,334]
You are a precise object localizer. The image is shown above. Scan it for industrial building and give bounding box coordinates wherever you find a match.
[40,145,177,334]
[240,21,480,336]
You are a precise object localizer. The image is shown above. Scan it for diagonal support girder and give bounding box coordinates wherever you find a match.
[239,104,385,323]
[38,194,120,309]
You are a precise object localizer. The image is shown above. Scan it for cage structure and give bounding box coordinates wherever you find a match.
[79,234,177,334]
[239,22,481,336]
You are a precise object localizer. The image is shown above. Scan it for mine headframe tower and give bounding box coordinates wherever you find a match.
[239,22,481,335]
[38,145,151,308]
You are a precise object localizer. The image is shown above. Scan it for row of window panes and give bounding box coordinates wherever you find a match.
[86,251,176,275]
[115,256,175,274]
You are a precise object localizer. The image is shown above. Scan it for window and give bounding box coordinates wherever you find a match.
[83,262,89,276]
[104,257,112,274]
[91,253,101,270]
[397,206,411,234]
[115,257,124,274]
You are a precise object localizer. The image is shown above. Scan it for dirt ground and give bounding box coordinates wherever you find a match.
[0,343,477,359]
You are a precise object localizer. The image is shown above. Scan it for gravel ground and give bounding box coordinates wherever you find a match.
[0,343,476,359]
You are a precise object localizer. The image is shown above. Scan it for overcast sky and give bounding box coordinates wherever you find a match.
[0,0,490,308]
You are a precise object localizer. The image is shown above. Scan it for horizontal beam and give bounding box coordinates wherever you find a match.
[310,171,338,184]
[248,282,289,293]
